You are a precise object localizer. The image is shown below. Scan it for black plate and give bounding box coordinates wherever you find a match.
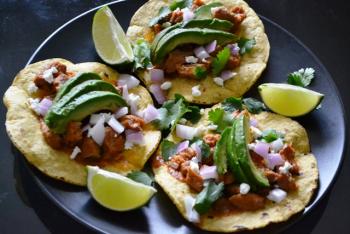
[18,0,346,233]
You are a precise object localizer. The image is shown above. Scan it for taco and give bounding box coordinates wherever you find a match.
[3,58,161,186]
[127,0,270,104]
[152,100,318,232]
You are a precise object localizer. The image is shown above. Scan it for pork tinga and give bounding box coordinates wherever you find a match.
[127,0,270,104]
[4,59,161,186]
[152,98,318,232]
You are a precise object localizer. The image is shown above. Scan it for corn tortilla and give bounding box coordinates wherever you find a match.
[127,0,270,104]
[3,58,162,186]
[152,106,318,232]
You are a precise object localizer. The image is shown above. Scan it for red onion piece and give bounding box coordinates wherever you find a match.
[191,143,202,160]
[88,117,105,146]
[270,138,284,152]
[70,146,81,160]
[127,93,140,115]
[220,70,236,81]
[176,140,189,153]
[122,85,129,100]
[227,43,240,56]
[125,130,145,149]
[253,141,270,159]
[150,84,166,104]
[182,7,194,22]
[38,98,52,116]
[199,165,218,180]
[142,104,159,123]
[176,124,198,140]
[114,107,129,119]
[194,46,210,59]
[205,40,217,53]
[184,195,200,223]
[266,153,285,169]
[107,116,125,134]
[149,68,164,83]
[117,74,140,89]
[250,118,258,127]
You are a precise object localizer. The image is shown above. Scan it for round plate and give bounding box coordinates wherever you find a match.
[20,0,346,233]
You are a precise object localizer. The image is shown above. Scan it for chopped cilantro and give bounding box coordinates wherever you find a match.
[212,47,230,76]
[133,39,152,70]
[193,66,207,79]
[170,0,193,10]
[127,171,154,186]
[260,129,284,143]
[160,140,178,161]
[190,138,211,158]
[149,6,172,27]
[184,105,201,124]
[208,108,234,133]
[242,98,266,114]
[238,37,256,55]
[194,181,224,214]
[222,97,242,112]
[287,67,315,87]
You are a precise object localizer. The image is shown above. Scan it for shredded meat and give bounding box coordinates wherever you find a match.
[203,134,221,147]
[34,62,68,94]
[184,168,204,192]
[213,6,246,31]
[225,55,241,69]
[171,147,197,164]
[212,198,235,214]
[163,50,192,73]
[40,119,62,150]
[250,150,266,168]
[264,170,297,192]
[169,10,183,24]
[192,0,204,10]
[231,6,247,26]
[279,145,300,175]
[225,184,240,196]
[53,74,69,92]
[218,172,235,185]
[80,137,101,159]
[229,193,265,211]
[176,63,207,79]
[51,62,67,75]
[63,122,83,147]
[153,23,162,34]
[102,127,124,160]
[34,75,53,93]
[120,115,145,131]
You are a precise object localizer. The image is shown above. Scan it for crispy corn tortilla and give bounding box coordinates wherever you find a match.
[127,0,270,104]
[3,58,162,186]
[152,107,318,232]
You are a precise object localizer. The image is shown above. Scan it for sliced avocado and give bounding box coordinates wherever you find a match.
[227,119,249,183]
[54,73,101,101]
[48,79,119,116]
[193,2,223,20]
[153,28,237,64]
[183,19,233,31]
[234,115,270,188]
[45,91,127,134]
[213,127,231,175]
[151,23,181,54]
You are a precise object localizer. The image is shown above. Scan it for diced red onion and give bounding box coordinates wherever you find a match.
[122,85,129,100]
[142,104,159,123]
[182,7,194,22]
[220,70,237,81]
[191,143,202,161]
[176,140,189,153]
[38,98,53,116]
[149,68,164,83]
[114,107,129,119]
[117,74,140,89]
[253,141,270,159]
[70,146,81,160]
[127,93,140,115]
[184,195,200,223]
[88,117,105,146]
[205,40,217,54]
[125,130,145,149]
[227,43,240,56]
[267,188,287,203]
[199,165,218,180]
[266,153,285,169]
[150,84,166,104]
[270,138,284,152]
[250,118,258,127]
[194,46,210,60]
[107,116,125,134]
[176,124,198,140]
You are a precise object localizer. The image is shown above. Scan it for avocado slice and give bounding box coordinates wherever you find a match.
[227,119,249,183]
[54,72,101,101]
[47,79,119,117]
[151,23,182,54]
[234,115,270,188]
[213,127,231,175]
[153,28,237,64]
[183,19,233,32]
[45,91,127,134]
[193,2,223,20]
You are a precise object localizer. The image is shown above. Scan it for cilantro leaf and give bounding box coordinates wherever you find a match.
[260,129,284,143]
[242,98,266,114]
[238,38,256,55]
[160,140,178,161]
[190,138,211,158]
[170,0,192,11]
[194,2,223,19]
[133,39,152,70]
[149,6,172,27]
[193,66,207,79]
[127,171,154,186]
[287,67,315,87]
[222,97,242,112]
[184,105,201,124]
[212,47,230,76]
[208,108,234,133]
[194,181,224,214]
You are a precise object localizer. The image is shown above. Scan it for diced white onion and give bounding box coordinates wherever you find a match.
[107,116,125,134]
[266,153,285,169]
[199,165,218,180]
[70,146,81,160]
[184,195,200,223]
[176,124,198,140]
[251,126,262,138]
[205,40,217,54]
[213,77,224,87]
[191,143,202,161]
[141,104,159,123]
[127,93,140,115]
[220,70,237,81]
[176,140,189,153]
[160,81,172,90]
[185,56,198,64]
[270,138,284,152]
[117,74,140,89]
[149,68,164,83]
[194,46,210,60]
[122,85,129,100]
[28,83,38,94]
[114,107,129,119]
[191,85,201,97]
[190,160,200,174]
[267,188,287,203]
[42,68,54,84]
[279,161,293,174]
[182,7,194,22]
[89,113,111,125]
[239,183,250,194]
[88,117,105,146]
[150,84,166,104]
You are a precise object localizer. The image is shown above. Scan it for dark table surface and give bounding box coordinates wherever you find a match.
[0,0,349,233]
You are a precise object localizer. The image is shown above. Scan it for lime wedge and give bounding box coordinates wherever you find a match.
[87,166,156,211]
[258,83,324,117]
[92,6,134,65]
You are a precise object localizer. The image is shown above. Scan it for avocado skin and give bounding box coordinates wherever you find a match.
[54,72,101,101]
[45,91,127,134]
[153,28,237,64]
[213,127,231,175]
[234,115,270,189]
[227,119,250,184]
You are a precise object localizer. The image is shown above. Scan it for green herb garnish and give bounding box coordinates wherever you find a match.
[194,181,224,214]
[243,97,266,114]
[133,39,152,70]
[170,0,193,11]
[190,138,211,158]
[160,140,178,161]
[193,66,207,79]
[208,108,234,133]
[238,37,256,55]
[212,47,230,76]
[149,6,172,27]
[127,171,154,186]
[260,129,284,143]
[287,67,315,87]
